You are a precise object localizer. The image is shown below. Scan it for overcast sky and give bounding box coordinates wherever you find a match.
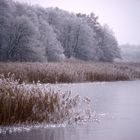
[15,0,140,45]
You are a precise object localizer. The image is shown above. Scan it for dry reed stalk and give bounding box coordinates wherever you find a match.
[0,74,92,125]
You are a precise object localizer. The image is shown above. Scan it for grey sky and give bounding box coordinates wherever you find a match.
[15,0,140,45]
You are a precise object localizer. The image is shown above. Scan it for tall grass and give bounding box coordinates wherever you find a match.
[0,74,92,125]
[0,62,140,83]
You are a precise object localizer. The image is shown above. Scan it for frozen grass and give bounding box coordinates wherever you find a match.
[0,62,140,83]
[0,74,93,126]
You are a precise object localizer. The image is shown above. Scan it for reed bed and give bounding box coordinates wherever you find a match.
[0,62,140,83]
[0,74,92,125]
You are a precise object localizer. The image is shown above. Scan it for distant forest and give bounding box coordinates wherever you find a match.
[0,0,121,62]
[120,44,140,62]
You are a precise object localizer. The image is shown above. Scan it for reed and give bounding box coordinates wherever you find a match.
[0,74,92,125]
[0,62,140,83]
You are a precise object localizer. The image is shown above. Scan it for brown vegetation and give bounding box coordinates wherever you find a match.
[0,62,140,125]
[0,62,140,83]
[0,74,91,125]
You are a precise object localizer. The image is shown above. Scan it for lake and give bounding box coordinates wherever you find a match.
[1,80,140,140]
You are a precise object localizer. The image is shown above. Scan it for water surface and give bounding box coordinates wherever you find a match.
[1,81,140,140]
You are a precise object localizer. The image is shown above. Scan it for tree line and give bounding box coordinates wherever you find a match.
[120,44,140,62]
[0,0,121,62]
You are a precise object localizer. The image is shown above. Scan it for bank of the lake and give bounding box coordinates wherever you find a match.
[0,62,140,83]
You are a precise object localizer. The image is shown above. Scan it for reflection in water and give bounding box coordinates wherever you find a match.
[1,81,140,140]
[0,124,96,140]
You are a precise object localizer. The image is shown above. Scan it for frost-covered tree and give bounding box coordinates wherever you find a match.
[6,16,42,61]
[72,20,98,60]
[43,8,76,58]
[76,13,121,61]
[38,17,65,61]
[45,9,98,60]
[120,44,140,62]
[0,0,121,62]
[97,25,121,62]
[0,0,12,61]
